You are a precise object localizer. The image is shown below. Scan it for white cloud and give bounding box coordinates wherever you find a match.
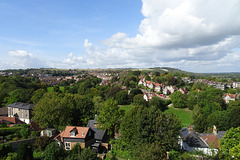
[3,50,46,69]
[80,0,240,72]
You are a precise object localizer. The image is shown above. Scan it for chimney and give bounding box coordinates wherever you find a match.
[213,125,217,135]
[188,125,193,133]
[82,131,84,137]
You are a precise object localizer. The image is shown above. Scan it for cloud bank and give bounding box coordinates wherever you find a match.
[1,0,240,72]
[80,0,240,72]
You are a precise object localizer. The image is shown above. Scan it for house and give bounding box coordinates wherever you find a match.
[180,127,218,156]
[55,126,95,150]
[179,88,188,94]
[180,126,226,156]
[223,94,236,104]
[87,120,110,152]
[233,82,240,89]
[154,83,161,92]
[7,102,35,124]
[41,128,58,137]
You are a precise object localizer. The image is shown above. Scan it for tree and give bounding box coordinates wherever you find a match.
[133,94,148,107]
[105,86,122,99]
[77,148,100,160]
[133,143,167,160]
[207,111,229,131]
[120,105,181,152]
[31,89,46,104]
[170,91,187,108]
[116,90,129,105]
[97,99,124,137]
[228,106,240,128]
[149,96,166,111]
[129,88,143,100]
[43,142,66,160]
[32,92,71,129]
[17,142,33,160]
[7,88,34,104]
[34,136,51,151]
[219,127,240,159]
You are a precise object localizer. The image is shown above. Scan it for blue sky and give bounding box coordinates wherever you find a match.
[1,0,240,73]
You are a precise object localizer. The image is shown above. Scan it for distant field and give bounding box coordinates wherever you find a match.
[165,107,193,127]
[47,86,72,92]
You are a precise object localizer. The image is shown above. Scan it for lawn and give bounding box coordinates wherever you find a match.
[47,86,72,92]
[165,107,193,127]
[119,104,133,114]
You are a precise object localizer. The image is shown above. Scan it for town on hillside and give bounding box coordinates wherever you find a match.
[1,68,240,159]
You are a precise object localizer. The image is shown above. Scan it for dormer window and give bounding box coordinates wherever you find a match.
[70,130,76,137]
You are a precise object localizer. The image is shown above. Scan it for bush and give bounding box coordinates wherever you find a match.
[0,142,12,159]
[0,127,23,136]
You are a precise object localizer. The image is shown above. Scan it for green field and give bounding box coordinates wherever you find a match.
[165,107,193,127]
[119,105,133,114]
[47,86,73,92]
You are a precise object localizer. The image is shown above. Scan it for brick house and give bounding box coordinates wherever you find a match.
[55,126,95,150]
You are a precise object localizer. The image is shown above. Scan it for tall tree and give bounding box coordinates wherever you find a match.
[32,92,71,129]
[97,99,124,137]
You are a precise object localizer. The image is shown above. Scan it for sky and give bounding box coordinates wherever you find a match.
[0,0,240,73]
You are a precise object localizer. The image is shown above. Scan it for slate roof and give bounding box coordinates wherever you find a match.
[181,128,208,148]
[87,119,108,142]
[216,131,226,139]
[6,102,34,110]
[91,127,106,141]
[87,120,98,128]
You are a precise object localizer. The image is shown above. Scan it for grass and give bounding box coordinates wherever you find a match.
[106,150,133,160]
[119,104,133,114]
[165,107,193,127]
[47,86,73,92]
[33,150,43,159]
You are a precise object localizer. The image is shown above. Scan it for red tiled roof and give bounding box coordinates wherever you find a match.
[0,116,25,124]
[201,134,219,148]
[224,94,236,99]
[58,126,90,140]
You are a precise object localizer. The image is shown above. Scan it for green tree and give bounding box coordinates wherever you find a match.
[207,111,229,131]
[149,96,166,111]
[77,148,100,160]
[32,92,71,129]
[220,127,240,159]
[228,106,240,128]
[133,94,148,107]
[31,89,46,104]
[97,99,124,137]
[17,142,33,160]
[116,90,129,105]
[170,91,187,108]
[43,142,66,160]
[34,136,51,151]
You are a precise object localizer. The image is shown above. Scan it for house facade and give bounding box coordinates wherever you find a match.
[7,102,34,124]
[55,126,95,150]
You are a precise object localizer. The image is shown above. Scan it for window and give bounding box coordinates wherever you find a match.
[65,142,70,150]
[70,131,75,137]
[88,131,91,136]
